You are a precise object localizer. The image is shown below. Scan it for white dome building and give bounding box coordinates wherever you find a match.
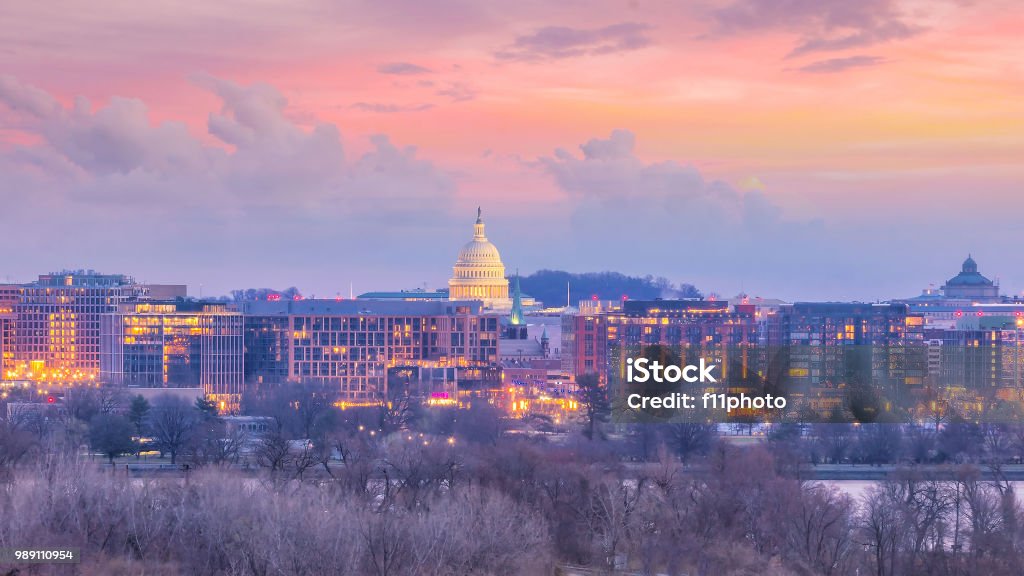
[448,208,511,309]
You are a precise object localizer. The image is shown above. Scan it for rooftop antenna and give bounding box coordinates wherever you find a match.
[349,282,353,300]
[566,280,570,308]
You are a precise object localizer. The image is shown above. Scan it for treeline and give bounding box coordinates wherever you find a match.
[5,382,1024,574]
[3,433,1023,575]
[229,287,302,301]
[763,421,1024,467]
[518,270,701,308]
[1,458,548,575]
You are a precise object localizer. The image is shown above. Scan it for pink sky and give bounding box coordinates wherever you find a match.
[0,0,1022,300]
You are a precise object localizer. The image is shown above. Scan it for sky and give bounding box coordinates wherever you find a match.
[0,0,1022,302]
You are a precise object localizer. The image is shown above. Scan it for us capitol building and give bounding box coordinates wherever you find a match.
[448,208,512,310]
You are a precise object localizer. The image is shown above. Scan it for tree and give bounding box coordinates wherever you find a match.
[89,414,136,464]
[291,382,335,439]
[856,424,903,465]
[815,423,854,464]
[188,420,244,467]
[938,419,985,463]
[255,428,293,472]
[0,419,37,469]
[518,270,701,308]
[576,374,610,440]
[452,399,505,445]
[378,375,415,435]
[666,423,717,463]
[195,397,219,419]
[148,396,199,464]
[245,381,336,440]
[63,386,125,423]
[127,395,151,435]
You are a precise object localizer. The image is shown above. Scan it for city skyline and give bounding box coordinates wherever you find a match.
[1,1,1021,301]
[0,248,1013,306]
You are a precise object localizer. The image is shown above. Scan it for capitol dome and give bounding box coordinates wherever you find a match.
[457,236,503,265]
[448,208,511,308]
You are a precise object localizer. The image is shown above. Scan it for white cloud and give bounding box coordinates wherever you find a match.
[0,75,459,292]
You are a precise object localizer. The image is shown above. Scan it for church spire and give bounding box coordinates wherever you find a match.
[510,269,524,325]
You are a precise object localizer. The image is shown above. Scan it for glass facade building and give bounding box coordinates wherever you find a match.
[100,302,243,412]
[9,272,148,383]
[0,285,18,377]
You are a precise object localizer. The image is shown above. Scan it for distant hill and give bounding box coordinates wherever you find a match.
[518,270,701,308]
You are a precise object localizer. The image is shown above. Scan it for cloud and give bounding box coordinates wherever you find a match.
[0,75,60,118]
[350,102,435,113]
[0,76,213,177]
[790,23,915,57]
[435,82,477,102]
[537,130,827,289]
[496,22,653,61]
[795,55,886,73]
[711,0,921,57]
[376,62,432,75]
[0,75,459,290]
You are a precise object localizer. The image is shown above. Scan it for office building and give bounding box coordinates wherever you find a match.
[9,271,148,383]
[242,299,500,401]
[0,285,17,377]
[765,302,926,413]
[563,299,759,385]
[100,301,243,412]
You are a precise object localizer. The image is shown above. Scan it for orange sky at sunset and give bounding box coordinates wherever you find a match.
[0,0,1021,300]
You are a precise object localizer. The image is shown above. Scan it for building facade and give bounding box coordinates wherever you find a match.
[0,271,188,385]
[242,300,500,401]
[9,272,149,383]
[100,301,243,412]
[563,299,760,385]
[765,302,926,415]
[0,285,17,377]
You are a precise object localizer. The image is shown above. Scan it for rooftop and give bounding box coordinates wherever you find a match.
[241,299,487,316]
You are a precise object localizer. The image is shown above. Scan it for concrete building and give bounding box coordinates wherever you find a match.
[242,299,500,401]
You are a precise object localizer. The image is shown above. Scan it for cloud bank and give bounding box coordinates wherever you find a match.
[496,23,654,61]
[0,74,459,292]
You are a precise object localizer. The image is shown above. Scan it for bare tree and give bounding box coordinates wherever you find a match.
[88,414,136,465]
[784,483,855,576]
[147,395,199,465]
[0,418,37,469]
[575,373,610,440]
[187,419,244,467]
[860,486,903,576]
[254,428,292,472]
[666,422,717,464]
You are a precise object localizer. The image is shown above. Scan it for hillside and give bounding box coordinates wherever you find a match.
[518,270,701,308]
